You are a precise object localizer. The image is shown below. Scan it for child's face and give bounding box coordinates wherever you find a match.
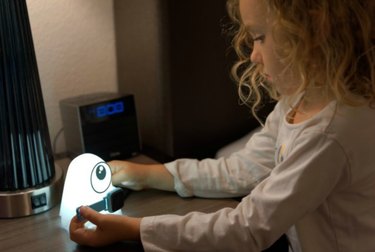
[239,0,299,95]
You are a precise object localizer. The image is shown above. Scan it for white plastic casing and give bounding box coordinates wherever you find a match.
[59,153,121,231]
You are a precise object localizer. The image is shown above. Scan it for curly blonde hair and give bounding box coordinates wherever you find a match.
[227,0,375,118]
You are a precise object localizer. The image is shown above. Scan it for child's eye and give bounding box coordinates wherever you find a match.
[253,35,265,43]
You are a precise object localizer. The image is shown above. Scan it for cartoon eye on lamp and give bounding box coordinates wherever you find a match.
[0,0,63,217]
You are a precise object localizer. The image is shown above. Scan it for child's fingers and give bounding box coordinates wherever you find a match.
[69,221,95,246]
[77,206,102,225]
[107,161,121,174]
[69,215,86,237]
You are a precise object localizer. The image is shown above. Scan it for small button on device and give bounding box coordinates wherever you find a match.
[40,194,47,205]
[31,193,47,209]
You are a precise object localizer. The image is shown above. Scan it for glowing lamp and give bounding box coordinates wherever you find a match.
[59,153,127,231]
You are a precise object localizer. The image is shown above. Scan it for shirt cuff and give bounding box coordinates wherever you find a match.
[164,161,193,197]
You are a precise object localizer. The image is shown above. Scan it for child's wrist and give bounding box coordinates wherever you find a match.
[143,164,160,189]
[122,216,142,241]
[146,164,175,191]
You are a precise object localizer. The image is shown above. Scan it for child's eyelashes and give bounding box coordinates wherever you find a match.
[253,35,265,43]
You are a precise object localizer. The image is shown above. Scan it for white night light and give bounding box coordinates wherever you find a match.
[59,153,124,231]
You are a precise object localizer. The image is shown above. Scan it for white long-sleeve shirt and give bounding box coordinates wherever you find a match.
[140,98,375,252]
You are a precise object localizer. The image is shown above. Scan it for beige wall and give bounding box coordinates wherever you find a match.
[27,0,117,154]
[24,0,259,159]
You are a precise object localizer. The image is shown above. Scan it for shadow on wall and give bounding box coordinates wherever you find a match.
[115,0,274,161]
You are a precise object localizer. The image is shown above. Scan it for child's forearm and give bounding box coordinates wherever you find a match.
[144,164,175,192]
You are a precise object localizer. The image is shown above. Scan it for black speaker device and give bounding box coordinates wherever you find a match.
[60,92,141,161]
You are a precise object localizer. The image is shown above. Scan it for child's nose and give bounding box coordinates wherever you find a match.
[250,47,262,64]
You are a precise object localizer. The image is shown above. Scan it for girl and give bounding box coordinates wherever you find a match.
[70,0,375,251]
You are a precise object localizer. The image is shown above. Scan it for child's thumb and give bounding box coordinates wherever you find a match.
[79,206,101,224]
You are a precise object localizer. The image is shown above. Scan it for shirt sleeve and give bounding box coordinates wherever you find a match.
[141,132,349,252]
[164,103,282,198]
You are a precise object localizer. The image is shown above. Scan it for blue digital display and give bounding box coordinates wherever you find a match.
[95,101,124,118]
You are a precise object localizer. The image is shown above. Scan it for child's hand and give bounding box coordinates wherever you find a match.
[69,206,141,247]
[108,160,175,192]
[108,160,147,190]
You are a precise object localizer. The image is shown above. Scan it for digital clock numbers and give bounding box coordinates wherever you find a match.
[95,101,124,118]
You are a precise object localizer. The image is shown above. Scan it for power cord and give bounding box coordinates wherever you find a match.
[53,127,68,159]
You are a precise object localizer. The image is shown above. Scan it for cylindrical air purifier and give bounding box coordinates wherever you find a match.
[0,0,63,218]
